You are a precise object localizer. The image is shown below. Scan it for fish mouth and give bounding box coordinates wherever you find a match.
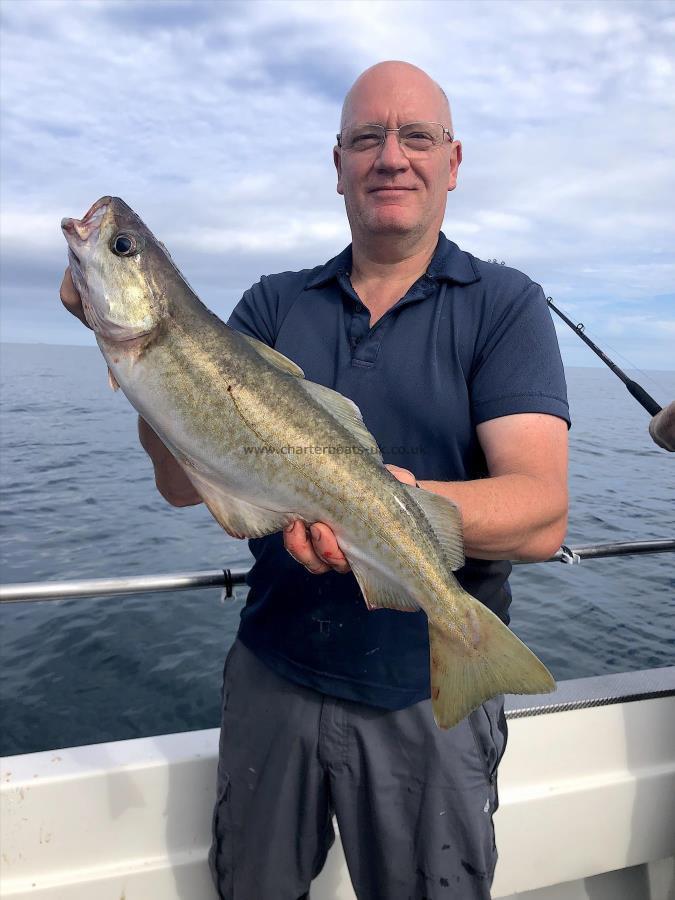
[68,246,82,272]
[67,246,90,315]
[68,247,85,284]
[82,196,112,222]
[61,199,110,328]
[61,198,113,322]
[61,196,112,245]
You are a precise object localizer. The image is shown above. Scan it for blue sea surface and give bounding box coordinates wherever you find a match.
[0,343,673,756]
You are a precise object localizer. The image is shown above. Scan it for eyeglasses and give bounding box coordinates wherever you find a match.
[336,122,454,155]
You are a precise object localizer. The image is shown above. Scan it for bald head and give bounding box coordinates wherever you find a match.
[340,61,452,133]
[334,60,461,251]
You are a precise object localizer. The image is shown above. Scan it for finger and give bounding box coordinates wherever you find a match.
[59,267,90,328]
[384,463,416,486]
[283,521,330,574]
[309,523,351,574]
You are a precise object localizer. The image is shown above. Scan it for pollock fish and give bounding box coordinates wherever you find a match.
[61,196,555,728]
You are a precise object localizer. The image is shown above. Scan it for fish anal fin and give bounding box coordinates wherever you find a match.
[404,485,465,571]
[239,332,305,377]
[180,464,294,539]
[428,601,555,729]
[348,556,420,613]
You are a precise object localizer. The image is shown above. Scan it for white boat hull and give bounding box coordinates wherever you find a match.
[2,670,674,899]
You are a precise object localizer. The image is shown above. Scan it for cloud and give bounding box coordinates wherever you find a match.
[0,0,673,367]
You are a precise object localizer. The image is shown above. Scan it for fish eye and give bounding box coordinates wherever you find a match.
[110,233,140,257]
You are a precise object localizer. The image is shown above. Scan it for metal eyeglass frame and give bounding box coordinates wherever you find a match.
[336,122,454,150]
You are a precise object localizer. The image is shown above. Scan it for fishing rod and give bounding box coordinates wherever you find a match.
[1,540,674,603]
[547,298,662,416]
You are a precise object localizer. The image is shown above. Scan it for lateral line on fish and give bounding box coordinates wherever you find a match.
[146,316,435,609]
[224,373,422,582]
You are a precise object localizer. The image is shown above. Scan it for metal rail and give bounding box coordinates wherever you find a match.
[0,569,247,604]
[513,539,675,566]
[505,666,675,718]
[0,540,673,604]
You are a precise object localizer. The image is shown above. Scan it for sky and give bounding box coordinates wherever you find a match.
[0,0,673,374]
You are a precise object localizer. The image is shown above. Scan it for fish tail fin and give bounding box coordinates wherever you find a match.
[428,598,555,729]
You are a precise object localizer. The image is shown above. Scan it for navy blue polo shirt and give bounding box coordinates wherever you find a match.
[227,232,570,710]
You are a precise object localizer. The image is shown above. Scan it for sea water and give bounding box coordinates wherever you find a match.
[0,343,673,755]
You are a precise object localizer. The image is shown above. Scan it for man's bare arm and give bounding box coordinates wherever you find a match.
[285,413,568,571]
[422,413,568,561]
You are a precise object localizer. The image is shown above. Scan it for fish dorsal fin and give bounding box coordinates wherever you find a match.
[403,485,465,572]
[238,332,380,459]
[301,381,383,461]
[239,333,305,377]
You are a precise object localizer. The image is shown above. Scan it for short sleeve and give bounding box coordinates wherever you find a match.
[469,281,571,427]
[227,276,279,346]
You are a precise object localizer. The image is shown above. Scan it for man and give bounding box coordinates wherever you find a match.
[61,61,569,900]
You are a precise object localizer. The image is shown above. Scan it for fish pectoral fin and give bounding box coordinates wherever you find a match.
[238,333,305,378]
[180,465,294,539]
[301,382,382,461]
[107,367,120,392]
[404,485,465,571]
[428,601,555,730]
[348,557,420,612]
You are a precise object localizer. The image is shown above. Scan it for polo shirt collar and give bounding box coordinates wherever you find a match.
[427,232,481,284]
[306,245,353,289]
[305,231,480,289]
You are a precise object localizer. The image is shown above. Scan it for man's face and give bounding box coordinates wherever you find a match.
[334,67,461,243]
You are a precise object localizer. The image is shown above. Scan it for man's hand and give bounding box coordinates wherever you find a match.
[283,464,416,575]
[60,267,90,328]
[138,417,203,507]
[649,401,675,452]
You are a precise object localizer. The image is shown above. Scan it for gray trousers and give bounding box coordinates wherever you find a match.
[209,639,507,900]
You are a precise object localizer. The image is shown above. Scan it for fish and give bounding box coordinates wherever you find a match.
[61,196,555,728]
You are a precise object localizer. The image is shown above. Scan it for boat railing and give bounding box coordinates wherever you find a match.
[0,539,673,604]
